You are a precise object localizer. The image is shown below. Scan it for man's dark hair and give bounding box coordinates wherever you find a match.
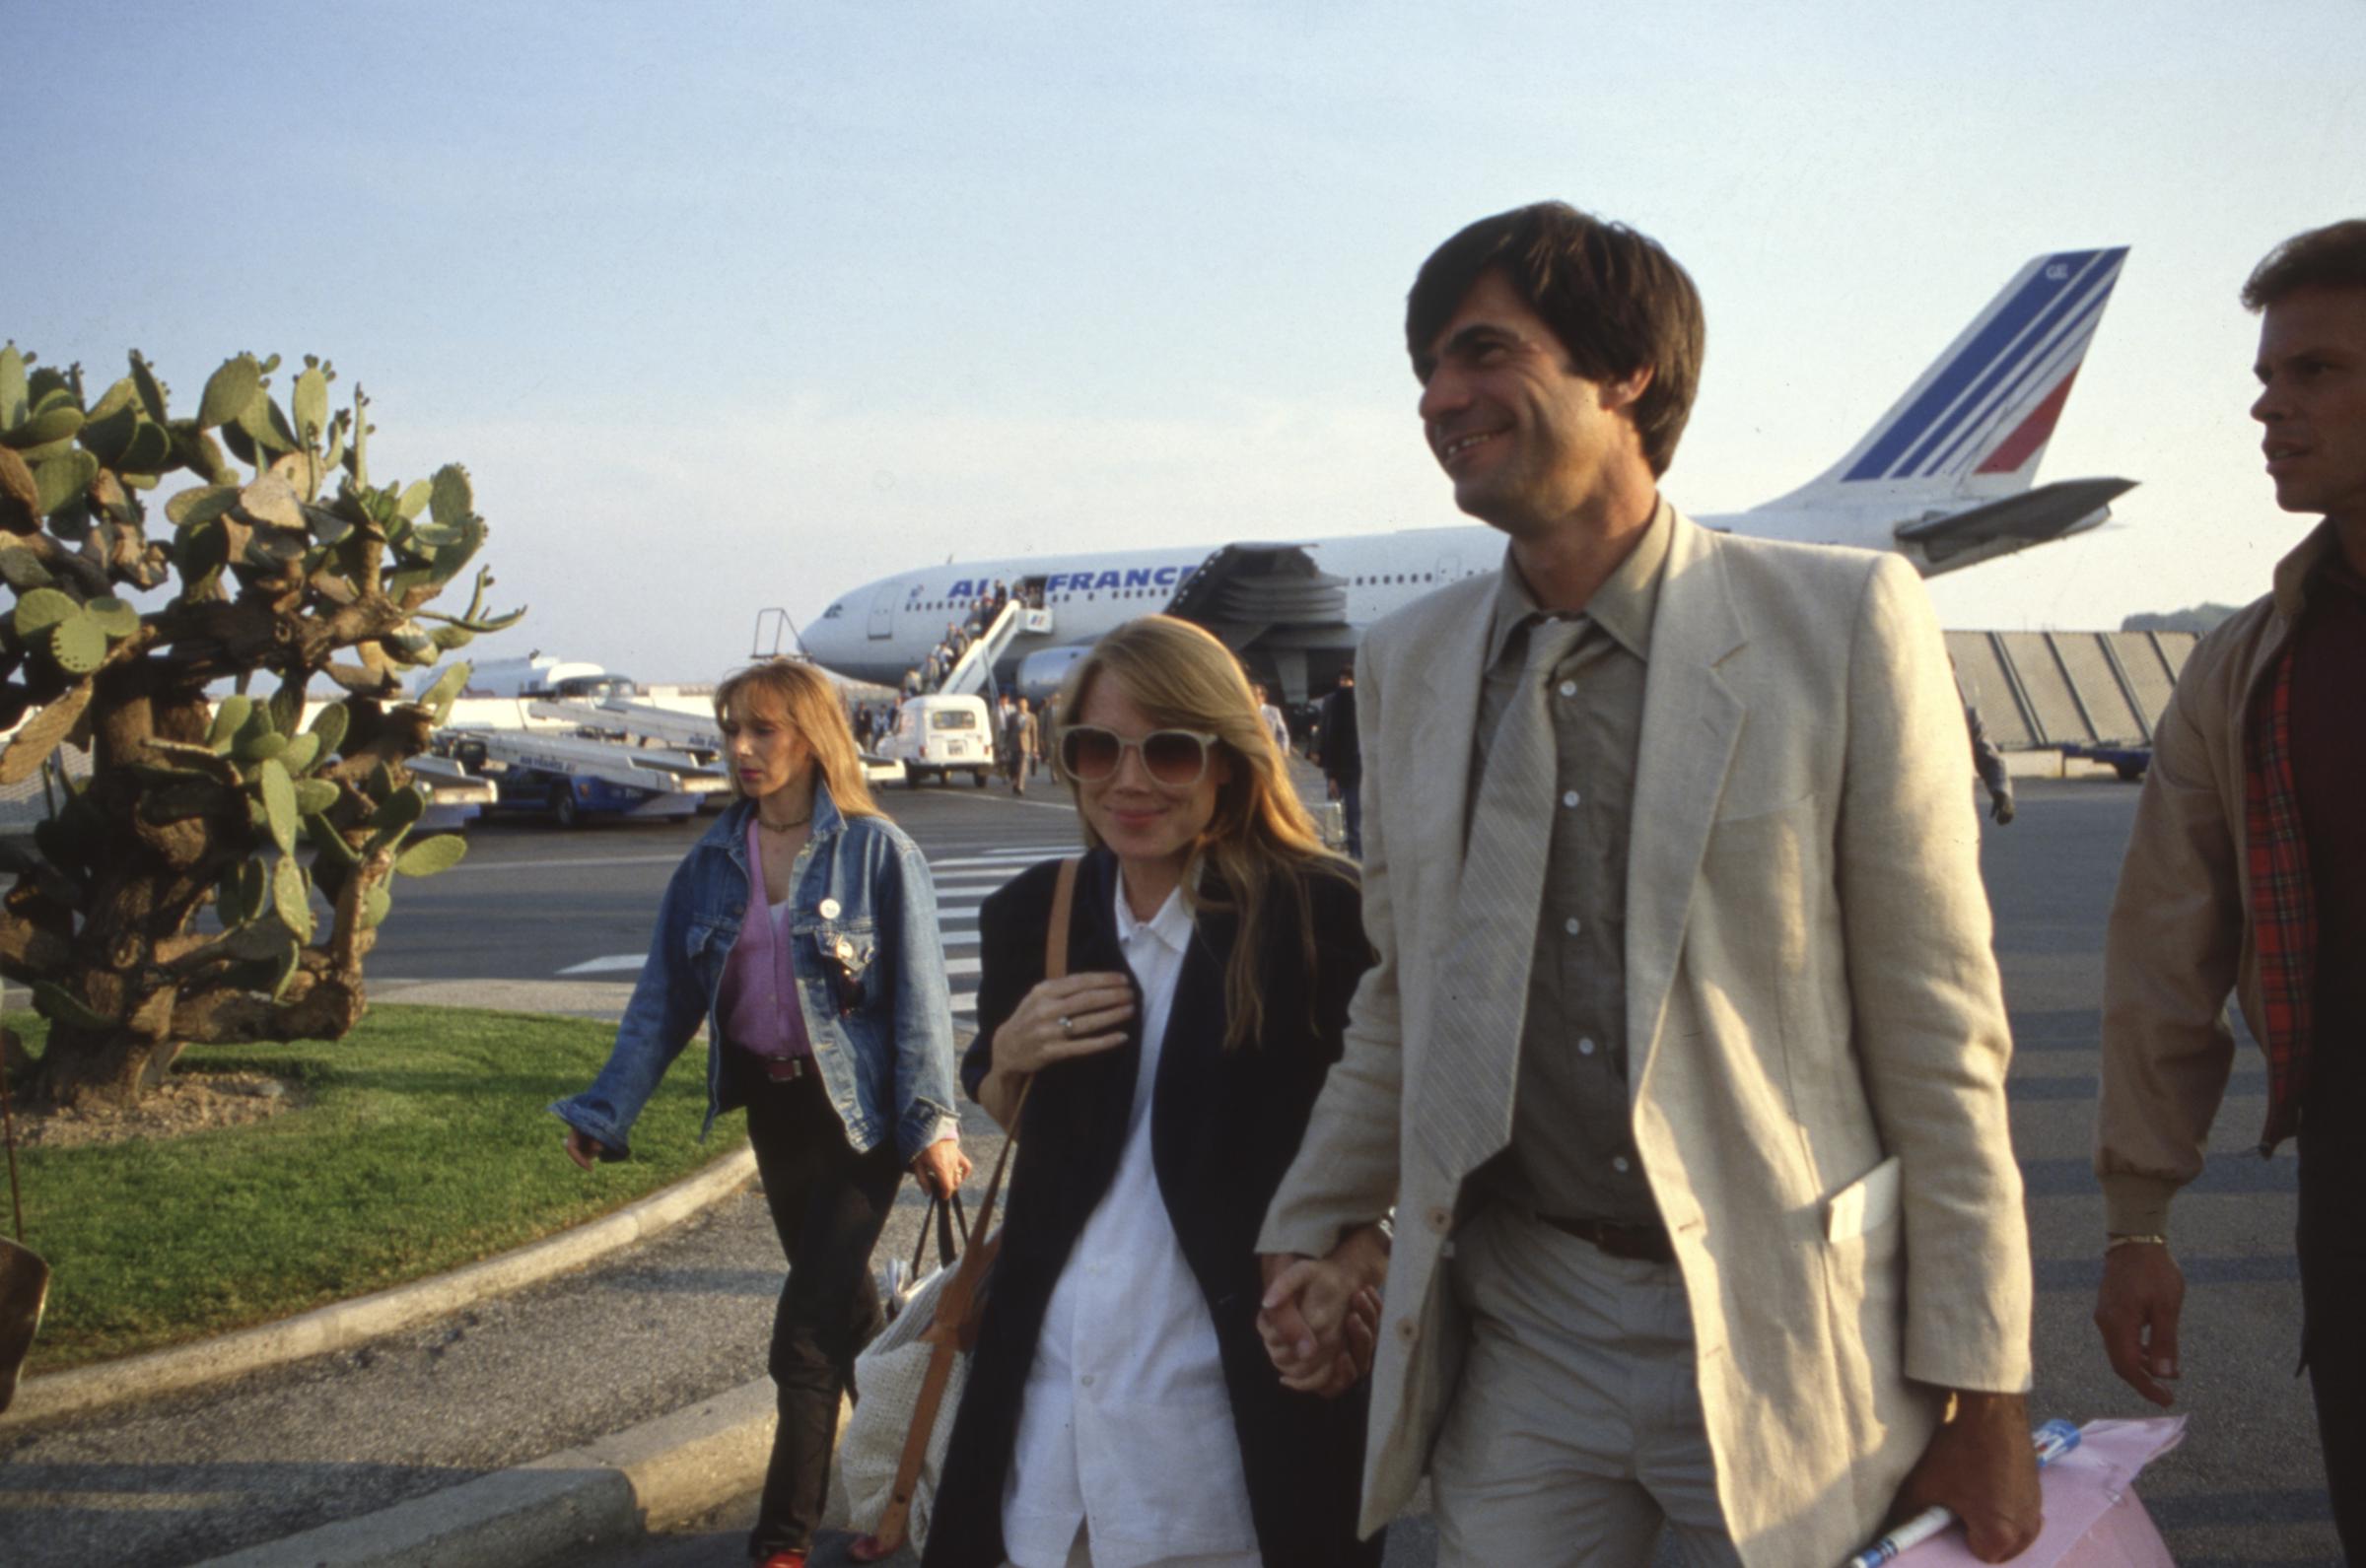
[1406,201,1705,477]
[2242,220,2366,311]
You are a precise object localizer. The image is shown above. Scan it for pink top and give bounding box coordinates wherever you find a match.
[719,815,813,1062]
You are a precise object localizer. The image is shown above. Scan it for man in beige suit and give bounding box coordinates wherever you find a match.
[1255,203,2039,1567]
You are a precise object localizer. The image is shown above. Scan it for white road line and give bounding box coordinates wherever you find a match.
[952,991,977,1013]
[928,851,1074,869]
[558,954,647,976]
[452,852,689,874]
[944,956,981,977]
[935,904,981,920]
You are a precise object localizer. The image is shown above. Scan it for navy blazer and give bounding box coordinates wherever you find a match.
[924,849,1381,1568]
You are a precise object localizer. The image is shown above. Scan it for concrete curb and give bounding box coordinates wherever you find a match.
[192,1377,785,1568]
[11,1144,758,1427]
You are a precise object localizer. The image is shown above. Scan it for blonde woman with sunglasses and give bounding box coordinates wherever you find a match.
[912,617,1389,1568]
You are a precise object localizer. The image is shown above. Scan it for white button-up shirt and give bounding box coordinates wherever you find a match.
[1000,877,1261,1568]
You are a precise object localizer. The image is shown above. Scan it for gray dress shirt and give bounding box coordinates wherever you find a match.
[1467,504,1673,1227]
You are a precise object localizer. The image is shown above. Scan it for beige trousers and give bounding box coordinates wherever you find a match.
[1431,1204,1743,1567]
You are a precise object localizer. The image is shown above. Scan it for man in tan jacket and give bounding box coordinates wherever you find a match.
[2093,220,2366,1559]
[1254,203,2039,1567]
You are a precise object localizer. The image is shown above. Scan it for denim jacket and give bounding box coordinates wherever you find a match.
[549,783,961,1162]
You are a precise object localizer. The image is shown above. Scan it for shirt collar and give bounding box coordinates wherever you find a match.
[1483,496,1674,671]
[2272,518,2345,619]
[1114,873,1193,954]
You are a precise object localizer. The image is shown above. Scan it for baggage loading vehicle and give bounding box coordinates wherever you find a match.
[433,728,707,826]
[524,699,733,809]
[404,752,498,830]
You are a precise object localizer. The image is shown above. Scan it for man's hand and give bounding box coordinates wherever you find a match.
[1259,1224,1390,1393]
[2093,1241,2184,1405]
[1891,1391,2042,1562]
[1989,793,2015,826]
[910,1136,973,1200]
[1283,1287,1382,1398]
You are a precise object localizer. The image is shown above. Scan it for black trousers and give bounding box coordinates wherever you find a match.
[2299,1056,2364,1560]
[742,1066,906,1556]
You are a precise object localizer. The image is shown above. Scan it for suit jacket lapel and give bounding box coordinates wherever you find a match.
[1151,895,1231,1197]
[1405,584,1493,859]
[1627,515,1747,1091]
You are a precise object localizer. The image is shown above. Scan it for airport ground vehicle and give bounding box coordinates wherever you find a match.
[435,729,705,825]
[2057,741,2152,781]
[882,695,996,788]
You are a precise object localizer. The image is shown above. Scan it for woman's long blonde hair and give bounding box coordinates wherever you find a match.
[1052,616,1353,1050]
[713,659,882,819]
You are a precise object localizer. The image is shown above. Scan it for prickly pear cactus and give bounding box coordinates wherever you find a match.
[0,342,524,1108]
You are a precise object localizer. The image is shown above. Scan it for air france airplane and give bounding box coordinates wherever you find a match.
[800,247,2134,703]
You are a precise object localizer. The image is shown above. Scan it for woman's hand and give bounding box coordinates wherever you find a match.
[1268,1284,1381,1398]
[977,971,1134,1129]
[1258,1222,1391,1394]
[991,971,1136,1076]
[562,1126,609,1171]
[911,1136,973,1199]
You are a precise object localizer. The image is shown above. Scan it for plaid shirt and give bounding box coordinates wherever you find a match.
[2244,644,2315,1151]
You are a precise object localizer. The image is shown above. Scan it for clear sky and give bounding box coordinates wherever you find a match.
[13,1,2365,681]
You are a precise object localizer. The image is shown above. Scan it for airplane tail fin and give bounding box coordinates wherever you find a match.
[1769,247,2128,509]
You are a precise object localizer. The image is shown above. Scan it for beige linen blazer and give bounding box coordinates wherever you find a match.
[1259,511,2033,1568]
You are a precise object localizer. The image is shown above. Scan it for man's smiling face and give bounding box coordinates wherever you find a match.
[1414,268,1647,537]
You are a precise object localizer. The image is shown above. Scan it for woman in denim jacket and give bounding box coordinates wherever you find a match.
[552,658,969,1568]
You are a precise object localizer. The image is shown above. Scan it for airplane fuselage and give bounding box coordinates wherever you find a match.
[796,500,2110,695]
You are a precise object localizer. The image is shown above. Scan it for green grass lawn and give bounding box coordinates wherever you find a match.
[9,1005,746,1372]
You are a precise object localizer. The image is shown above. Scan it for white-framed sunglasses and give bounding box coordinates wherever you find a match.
[1057,724,1223,785]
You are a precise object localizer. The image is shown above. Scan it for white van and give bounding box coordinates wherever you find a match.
[885,695,997,788]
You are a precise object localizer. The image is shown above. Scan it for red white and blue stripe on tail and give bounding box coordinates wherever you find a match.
[1799,248,2129,499]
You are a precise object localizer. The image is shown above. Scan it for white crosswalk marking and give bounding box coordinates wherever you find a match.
[549,844,1071,1029]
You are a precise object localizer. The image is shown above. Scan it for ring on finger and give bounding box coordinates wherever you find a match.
[1058,1015,1075,1036]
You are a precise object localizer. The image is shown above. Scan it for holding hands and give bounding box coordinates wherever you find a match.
[1258,1223,1392,1398]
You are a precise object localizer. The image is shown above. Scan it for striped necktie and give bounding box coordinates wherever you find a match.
[1421,615,1588,1164]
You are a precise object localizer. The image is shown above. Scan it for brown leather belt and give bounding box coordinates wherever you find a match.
[1540,1214,1675,1264]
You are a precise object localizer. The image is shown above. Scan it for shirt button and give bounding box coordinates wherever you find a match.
[1562,789,1580,808]
[1395,1317,1420,1345]
[1080,1374,1095,1388]
[1612,1155,1632,1174]
[1558,680,1577,698]
[1578,1037,1596,1056]
[1565,917,1581,936]
[1427,1204,1451,1234]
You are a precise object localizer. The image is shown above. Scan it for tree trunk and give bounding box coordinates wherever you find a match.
[18,1022,168,1111]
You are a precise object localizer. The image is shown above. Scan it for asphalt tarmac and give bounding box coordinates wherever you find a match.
[3,771,2341,1564]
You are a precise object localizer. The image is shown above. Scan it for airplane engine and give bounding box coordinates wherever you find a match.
[1015,646,1091,704]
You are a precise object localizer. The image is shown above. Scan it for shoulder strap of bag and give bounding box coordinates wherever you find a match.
[872,853,1079,1551]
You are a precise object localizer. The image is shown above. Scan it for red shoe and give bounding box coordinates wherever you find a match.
[754,1552,807,1568]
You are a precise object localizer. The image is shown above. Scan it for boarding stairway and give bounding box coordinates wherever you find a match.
[935,598,1049,700]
